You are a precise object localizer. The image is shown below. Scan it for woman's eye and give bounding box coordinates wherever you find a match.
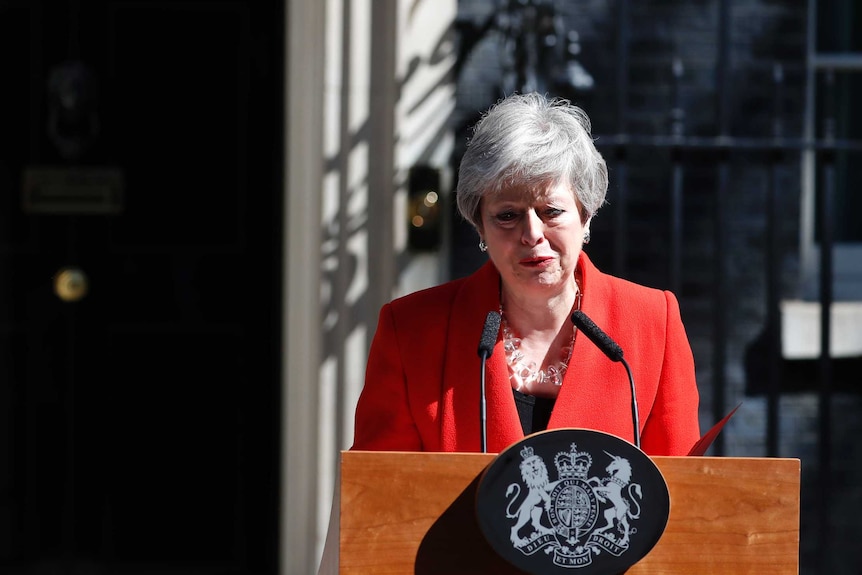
[495,211,518,222]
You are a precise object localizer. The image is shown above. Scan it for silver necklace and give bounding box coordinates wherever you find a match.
[500,286,582,392]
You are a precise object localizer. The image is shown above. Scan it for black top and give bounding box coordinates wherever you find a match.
[513,389,556,435]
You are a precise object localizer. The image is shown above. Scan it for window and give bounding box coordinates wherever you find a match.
[800,0,862,300]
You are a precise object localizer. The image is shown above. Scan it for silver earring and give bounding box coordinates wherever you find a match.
[583,231,591,245]
[479,240,488,252]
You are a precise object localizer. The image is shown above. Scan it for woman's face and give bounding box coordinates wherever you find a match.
[479,180,587,298]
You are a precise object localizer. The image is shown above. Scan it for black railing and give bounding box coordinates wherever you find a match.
[590,53,858,575]
[455,1,862,572]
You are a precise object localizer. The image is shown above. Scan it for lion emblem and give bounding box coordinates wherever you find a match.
[505,446,555,546]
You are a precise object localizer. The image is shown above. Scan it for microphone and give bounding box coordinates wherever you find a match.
[571,310,641,449]
[477,311,501,453]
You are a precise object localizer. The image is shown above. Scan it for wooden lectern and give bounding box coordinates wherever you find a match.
[319,450,800,574]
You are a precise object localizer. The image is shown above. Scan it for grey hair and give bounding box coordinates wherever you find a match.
[456,92,608,230]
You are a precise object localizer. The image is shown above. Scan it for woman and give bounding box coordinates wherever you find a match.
[352,92,700,456]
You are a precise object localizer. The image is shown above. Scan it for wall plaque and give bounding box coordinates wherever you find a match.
[23,166,124,214]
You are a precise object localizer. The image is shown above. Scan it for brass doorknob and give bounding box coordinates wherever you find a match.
[53,267,89,302]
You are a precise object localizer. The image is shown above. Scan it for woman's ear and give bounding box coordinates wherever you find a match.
[476,221,487,253]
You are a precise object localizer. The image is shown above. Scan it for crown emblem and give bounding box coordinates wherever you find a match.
[520,445,535,460]
[555,443,592,480]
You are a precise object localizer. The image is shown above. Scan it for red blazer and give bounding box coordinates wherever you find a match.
[352,252,701,456]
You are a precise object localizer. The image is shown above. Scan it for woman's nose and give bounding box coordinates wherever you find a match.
[521,210,544,245]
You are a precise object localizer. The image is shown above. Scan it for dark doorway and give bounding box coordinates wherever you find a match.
[0,2,282,574]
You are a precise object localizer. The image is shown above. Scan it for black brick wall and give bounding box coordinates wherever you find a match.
[452,2,861,573]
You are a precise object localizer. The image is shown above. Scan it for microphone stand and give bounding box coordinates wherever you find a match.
[572,310,642,450]
[480,352,489,453]
[620,357,641,449]
[477,310,501,454]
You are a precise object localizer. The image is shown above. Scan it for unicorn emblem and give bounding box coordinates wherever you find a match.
[589,452,642,547]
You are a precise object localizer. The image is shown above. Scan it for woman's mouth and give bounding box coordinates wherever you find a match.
[521,256,554,267]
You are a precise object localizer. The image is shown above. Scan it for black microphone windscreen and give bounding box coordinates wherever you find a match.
[478,311,502,359]
[571,310,624,362]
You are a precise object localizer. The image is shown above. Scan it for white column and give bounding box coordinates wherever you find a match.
[282,1,458,573]
[282,0,326,573]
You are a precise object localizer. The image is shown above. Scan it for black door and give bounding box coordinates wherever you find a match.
[0,2,282,573]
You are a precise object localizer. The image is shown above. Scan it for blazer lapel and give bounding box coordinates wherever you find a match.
[440,262,523,452]
[550,253,636,443]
